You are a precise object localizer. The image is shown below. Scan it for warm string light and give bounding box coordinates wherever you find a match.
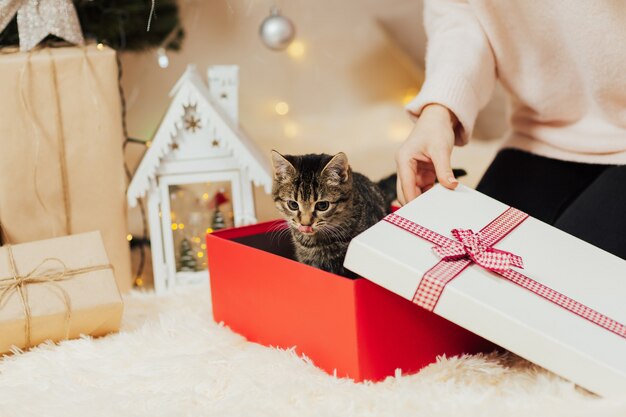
[273,100,299,139]
[287,40,306,59]
[126,234,133,242]
[284,121,299,139]
[157,47,169,69]
[153,21,183,69]
[275,101,289,116]
[402,87,419,105]
[171,223,185,230]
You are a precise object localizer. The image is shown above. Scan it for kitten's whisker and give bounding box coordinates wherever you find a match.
[321,223,351,242]
[268,222,291,244]
[319,224,346,242]
[317,225,334,241]
[321,226,337,241]
[267,221,288,233]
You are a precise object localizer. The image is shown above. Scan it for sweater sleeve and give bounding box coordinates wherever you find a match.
[405,0,496,145]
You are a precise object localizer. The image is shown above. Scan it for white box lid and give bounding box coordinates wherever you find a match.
[344,185,626,397]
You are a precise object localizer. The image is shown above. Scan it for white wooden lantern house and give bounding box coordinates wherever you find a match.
[127,65,272,293]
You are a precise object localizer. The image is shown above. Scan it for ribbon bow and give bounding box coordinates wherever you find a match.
[383,209,626,340]
[433,229,524,272]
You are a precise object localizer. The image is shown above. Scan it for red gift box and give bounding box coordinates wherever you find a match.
[206,220,495,381]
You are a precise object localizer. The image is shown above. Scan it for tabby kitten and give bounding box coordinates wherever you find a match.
[271,151,393,277]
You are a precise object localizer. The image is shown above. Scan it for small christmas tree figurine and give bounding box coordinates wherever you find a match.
[212,209,226,230]
[210,189,229,230]
[178,238,198,272]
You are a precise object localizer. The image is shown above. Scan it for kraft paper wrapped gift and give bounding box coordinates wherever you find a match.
[0,232,123,354]
[0,44,132,292]
[344,185,626,398]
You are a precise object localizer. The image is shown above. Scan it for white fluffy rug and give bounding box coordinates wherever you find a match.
[0,286,624,417]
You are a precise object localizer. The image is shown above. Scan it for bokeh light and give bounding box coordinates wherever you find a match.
[287,40,306,59]
[275,101,290,116]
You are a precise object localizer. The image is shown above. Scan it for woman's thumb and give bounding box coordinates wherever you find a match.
[430,147,458,190]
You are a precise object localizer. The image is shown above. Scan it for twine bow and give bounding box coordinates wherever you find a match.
[0,245,112,348]
[433,229,524,272]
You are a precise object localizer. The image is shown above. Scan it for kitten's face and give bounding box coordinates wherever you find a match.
[271,151,353,238]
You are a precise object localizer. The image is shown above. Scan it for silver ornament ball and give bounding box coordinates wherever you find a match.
[259,8,296,51]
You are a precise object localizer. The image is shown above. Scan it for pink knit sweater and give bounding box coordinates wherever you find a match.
[407,0,626,165]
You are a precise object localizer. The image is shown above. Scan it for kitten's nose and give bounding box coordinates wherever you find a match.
[298,225,314,233]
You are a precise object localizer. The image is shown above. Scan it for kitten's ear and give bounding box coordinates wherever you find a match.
[322,152,350,185]
[271,150,296,182]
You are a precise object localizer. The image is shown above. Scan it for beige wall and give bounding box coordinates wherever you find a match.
[122,0,503,228]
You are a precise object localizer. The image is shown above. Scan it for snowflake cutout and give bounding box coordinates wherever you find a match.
[182,103,202,133]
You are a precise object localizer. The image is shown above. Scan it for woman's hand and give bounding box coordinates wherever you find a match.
[395,104,459,205]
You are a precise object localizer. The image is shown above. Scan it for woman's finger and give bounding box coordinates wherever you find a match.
[396,177,406,206]
[429,146,458,190]
[397,156,422,202]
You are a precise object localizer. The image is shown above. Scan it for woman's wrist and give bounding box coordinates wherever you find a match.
[420,103,458,128]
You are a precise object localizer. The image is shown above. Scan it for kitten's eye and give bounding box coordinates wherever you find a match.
[315,201,330,211]
[287,200,299,211]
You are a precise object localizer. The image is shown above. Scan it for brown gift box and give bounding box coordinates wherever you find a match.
[0,231,123,354]
[0,44,132,292]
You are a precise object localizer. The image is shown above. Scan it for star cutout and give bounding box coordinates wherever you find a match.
[0,0,85,52]
[211,139,220,147]
[169,141,179,151]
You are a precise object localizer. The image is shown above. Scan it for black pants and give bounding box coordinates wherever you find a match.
[476,149,626,260]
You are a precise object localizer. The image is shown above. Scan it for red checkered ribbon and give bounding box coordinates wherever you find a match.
[433,229,524,272]
[384,208,626,339]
